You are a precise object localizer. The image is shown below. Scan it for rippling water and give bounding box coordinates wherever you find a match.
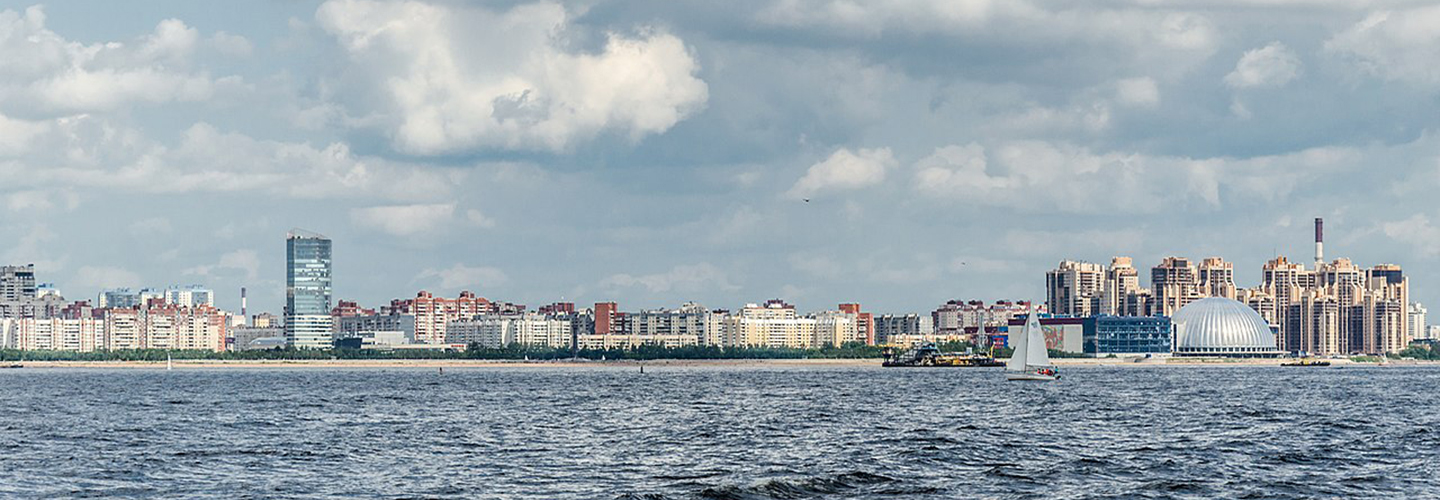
[1,364,1437,499]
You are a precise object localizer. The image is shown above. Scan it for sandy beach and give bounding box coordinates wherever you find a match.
[5,357,1435,369]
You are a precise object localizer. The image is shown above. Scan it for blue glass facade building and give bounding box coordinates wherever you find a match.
[285,230,333,348]
[1083,316,1172,356]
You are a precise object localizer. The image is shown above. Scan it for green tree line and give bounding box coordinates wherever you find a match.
[0,341,890,362]
[1394,343,1440,361]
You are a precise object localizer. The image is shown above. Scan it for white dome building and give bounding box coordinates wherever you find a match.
[1171,297,1283,357]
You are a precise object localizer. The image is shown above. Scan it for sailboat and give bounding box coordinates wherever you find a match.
[1005,313,1058,381]
[166,353,173,371]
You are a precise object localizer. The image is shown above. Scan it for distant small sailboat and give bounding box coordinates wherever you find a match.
[1006,313,1058,381]
[166,353,173,371]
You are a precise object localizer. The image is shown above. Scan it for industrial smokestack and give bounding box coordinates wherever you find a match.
[1314,217,1324,266]
[241,287,248,324]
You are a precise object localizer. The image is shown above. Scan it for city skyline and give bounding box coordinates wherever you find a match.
[2,1,1439,316]
[2,220,1428,318]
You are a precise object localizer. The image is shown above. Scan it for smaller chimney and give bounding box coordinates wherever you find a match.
[1314,217,1324,266]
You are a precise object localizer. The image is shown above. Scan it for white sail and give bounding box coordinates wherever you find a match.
[1024,313,1050,369]
[1005,314,1030,372]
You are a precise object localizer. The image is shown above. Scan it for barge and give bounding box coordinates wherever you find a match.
[882,343,1005,367]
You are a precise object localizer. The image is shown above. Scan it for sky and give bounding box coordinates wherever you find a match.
[2,0,1439,315]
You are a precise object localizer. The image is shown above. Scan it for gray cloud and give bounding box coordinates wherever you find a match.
[0,0,1438,316]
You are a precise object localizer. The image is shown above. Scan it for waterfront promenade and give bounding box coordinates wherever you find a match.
[8,357,1434,369]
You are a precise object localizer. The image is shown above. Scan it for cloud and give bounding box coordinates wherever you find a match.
[465,209,497,228]
[183,249,261,280]
[72,266,141,291]
[4,189,77,213]
[1,121,457,202]
[129,217,172,234]
[1115,77,1160,107]
[1382,214,1440,257]
[911,140,1357,213]
[0,113,49,155]
[1325,6,1440,87]
[600,263,739,294]
[1003,228,1146,258]
[756,1,1218,80]
[415,264,509,290]
[0,8,237,114]
[315,0,709,154]
[350,203,456,236]
[3,225,62,273]
[1225,42,1301,89]
[787,147,895,199]
[209,31,253,57]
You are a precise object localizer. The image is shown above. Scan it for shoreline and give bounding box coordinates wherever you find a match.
[4,357,1437,369]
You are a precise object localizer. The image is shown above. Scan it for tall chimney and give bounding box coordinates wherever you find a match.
[1314,217,1324,266]
[241,287,248,323]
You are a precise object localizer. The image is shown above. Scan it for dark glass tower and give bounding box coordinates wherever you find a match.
[285,229,332,348]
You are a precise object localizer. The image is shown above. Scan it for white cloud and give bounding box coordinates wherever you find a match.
[1115,77,1160,107]
[1326,6,1440,87]
[1382,214,1440,257]
[787,147,895,199]
[1230,97,1253,119]
[758,1,1217,78]
[1225,42,1302,88]
[0,8,236,114]
[465,209,497,228]
[129,217,172,234]
[0,113,50,155]
[4,189,76,213]
[912,143,1015,196]
[219,250,261,280]
[183,249,261,280]
[415,264,509,290]
[1003,228,1146,258]
[912,140,1357,213]
[315,0,709,154]
[600,263,739,294]
[73,266,141,291]
[990,101,1114,135]
[210,31,253,57]
[3,225,63,273]
[2,121,458,202]
[350,203,456,237]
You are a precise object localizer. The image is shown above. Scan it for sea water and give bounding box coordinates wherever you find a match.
[0,365,1436,498]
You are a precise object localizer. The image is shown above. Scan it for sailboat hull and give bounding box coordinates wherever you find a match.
[1006,372,1058,381]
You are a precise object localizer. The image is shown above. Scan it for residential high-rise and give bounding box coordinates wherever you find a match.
[164,285,215,308]
[284,229,333,348]
[873,314,923,345]
[721,301,854,349]
[98,288,141,309]
[1198,257,1236,300]
[1102,257,1140,315]
[838,303,874,345]
[384,291,488,344]
[1152,257,1202,317]
[0,265,36,302]
[594,302,620,335]
[1046,261,1104,317]
[1408,303,1427,343]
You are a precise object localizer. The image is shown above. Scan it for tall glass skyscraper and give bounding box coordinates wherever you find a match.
[285,229,333,348]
